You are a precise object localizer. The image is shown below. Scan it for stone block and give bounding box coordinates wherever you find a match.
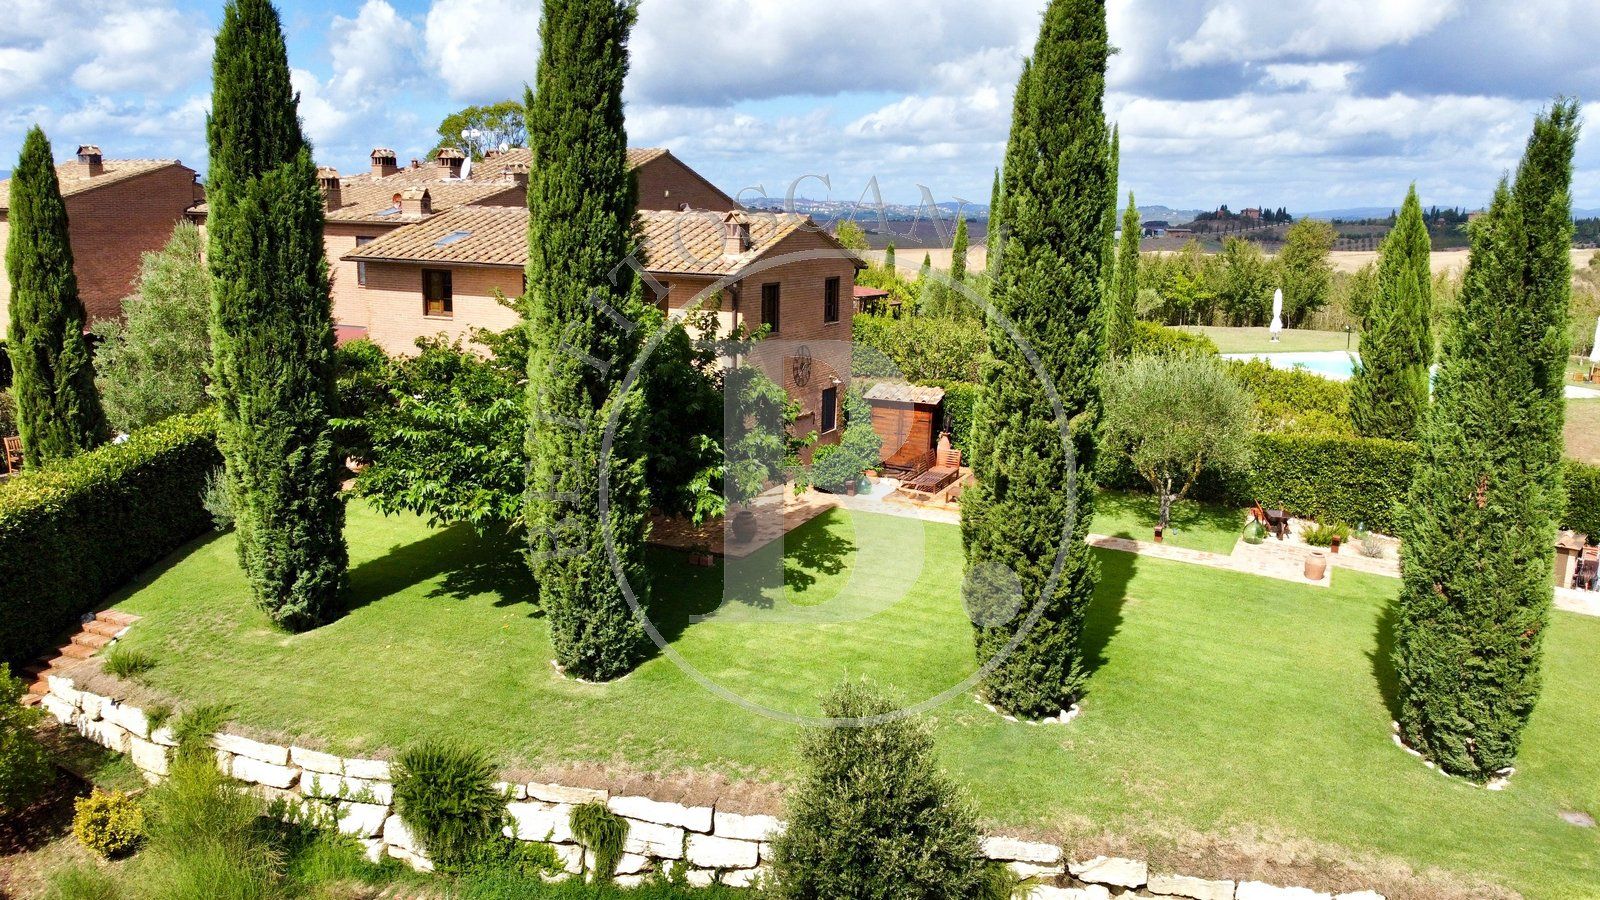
[528,781,607,805]
[609,795,713,832]
[1236,884,1330,900]
[76,716,129,754]
[290,745,344,774]
[1149,873,1237,900]
[1333,893,1384,900]
[494,781,526,800]
[231,755,299,789]
[983,836,1063,864]
[1008,861,1067,879]
[687,833,759,869]
[622,819,686,859]
[1070,856,1148,889]
[359,838,385,864]
[301,773,390,805]
[686,869,717,888]
[723,867,764,888]
[552,843,586,875]
[102,702,150,739]
[343,757,391,781]
[129,737,170,777]
[336,802,389,838]
[77,692,106,721]
[42,694,76,725]
[149,725,178,748]
[506,801,574,843]
[1031,887,1110,900]
[713,811,783,842]
[383,815,415,852]
[614,853,652,876]
[212,733,289,765]
[214,751,234,777]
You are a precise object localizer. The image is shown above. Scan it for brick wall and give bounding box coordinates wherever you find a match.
[637,155,737,213]
[1,166,196,337]
[356,262,521,355]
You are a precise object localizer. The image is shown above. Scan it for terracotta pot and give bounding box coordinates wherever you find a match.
[730,509,758,544]
[1330,535,1341,554]
[1305,552,1328,581]
[1153,526,1164,543]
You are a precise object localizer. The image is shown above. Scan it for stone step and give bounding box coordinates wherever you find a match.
[84,619,124,638]
[20,694,41,708]
[71,631,112,650]
[96,610,140,627]
[20,661,49,678]
[27,677,48,696]
[58,642,96,660]
[46,655,79,670]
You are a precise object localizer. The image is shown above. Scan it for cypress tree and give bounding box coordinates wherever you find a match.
[207,0,346,630]
[1394,102,1580,781]
[950,216,969,285]
[1100,125,1120,298]
[962,0,1110,718]
[1350,185,1432,440]
[5,127,109,467]
[1107,192,1140,359]
[987,165,1005,277]
[883,242,896,276]
[523,0,652,681]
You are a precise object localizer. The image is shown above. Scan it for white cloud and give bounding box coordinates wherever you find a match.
[328,0,422,98]
[1171,0,1461,67]
[1261,62,1360,92]
[0,0,210,103]
[422,0,540,101]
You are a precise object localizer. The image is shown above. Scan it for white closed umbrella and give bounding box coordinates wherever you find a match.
[1590,315,1600,363]
[1270,288,1284,343]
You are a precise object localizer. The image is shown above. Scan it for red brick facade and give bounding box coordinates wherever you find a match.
[1,162,199,334]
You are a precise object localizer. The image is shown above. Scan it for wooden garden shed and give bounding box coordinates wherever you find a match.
[865,382,945,477]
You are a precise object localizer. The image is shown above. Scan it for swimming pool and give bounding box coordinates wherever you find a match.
[1223,351,1358,381]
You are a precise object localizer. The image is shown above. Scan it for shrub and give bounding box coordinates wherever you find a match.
[137,737,279,899]
[103,646,157,680]
[0,410,218,665]
[392,741,506,874]
[1360,532,1386,559]
[0,663,54,817]
[1564,459,1600,536]
[570,801,628,882]
[769,680,988,899]
[1226,358,1353,435]
[1300,521,1351,547]
[73,790,145,858]
[1129,320,1219,357]
[935,381,979,452]
[851,314,987,384]
[201,466,234,530]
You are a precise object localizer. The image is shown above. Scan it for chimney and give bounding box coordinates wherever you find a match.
[435,147,466,178]
[723,211,752,256]
[504,161,529,191]
[317,167,342,211]
[370,148,398,178]
[400,187,432,218]
[76,145,104,176]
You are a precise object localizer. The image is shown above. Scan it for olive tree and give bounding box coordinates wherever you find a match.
[1100,353,1253,528]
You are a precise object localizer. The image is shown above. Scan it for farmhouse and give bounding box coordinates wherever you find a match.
[0,146,202,333]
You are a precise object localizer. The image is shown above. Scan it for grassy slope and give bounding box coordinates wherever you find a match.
[1183,326,1356,354]
[111,504,1600,898]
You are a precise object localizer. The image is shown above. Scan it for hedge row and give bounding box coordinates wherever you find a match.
[0,411,219,665]
[1565,459,1600,537]
[1245,432,1418,534]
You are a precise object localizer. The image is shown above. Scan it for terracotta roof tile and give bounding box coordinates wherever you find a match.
[0,159,186,210]
[343,206,827,276]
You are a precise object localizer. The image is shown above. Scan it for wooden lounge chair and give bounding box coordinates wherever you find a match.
[1,436,21,476]
[900,447,962,501]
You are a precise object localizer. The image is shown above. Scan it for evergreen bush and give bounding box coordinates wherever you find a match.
[0,410,218,664]
[768,681,989,899]
[392,742,506,874]
[1129,321,1218,357]
[1349,186,1433,441]
[1564,460,1600,536]
[73,790,146,858]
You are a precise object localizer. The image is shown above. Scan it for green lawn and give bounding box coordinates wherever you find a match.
[1182,325,1357,354]
[1091,491,1243,554]
[108,503,1600,898]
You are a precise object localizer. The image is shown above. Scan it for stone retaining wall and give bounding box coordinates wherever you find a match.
[41,676,1385,899]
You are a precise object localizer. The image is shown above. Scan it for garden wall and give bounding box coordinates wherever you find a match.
[40,675,1388,900]
[0,412,219,665]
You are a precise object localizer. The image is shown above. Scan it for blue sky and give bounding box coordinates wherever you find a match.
[4,0,1598,211]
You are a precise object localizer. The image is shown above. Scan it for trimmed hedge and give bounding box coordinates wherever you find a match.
[1130,320,1219,357]
[1565,459,1600,536]
[0,411,219,665]
[1246,432,1418,534]
[936,381,980,452]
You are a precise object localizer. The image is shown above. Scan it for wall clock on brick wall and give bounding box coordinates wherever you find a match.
[793,346,813,387]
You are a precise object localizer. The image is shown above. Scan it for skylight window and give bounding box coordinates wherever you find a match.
[434,230,472,247]
[376,206,401,217]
